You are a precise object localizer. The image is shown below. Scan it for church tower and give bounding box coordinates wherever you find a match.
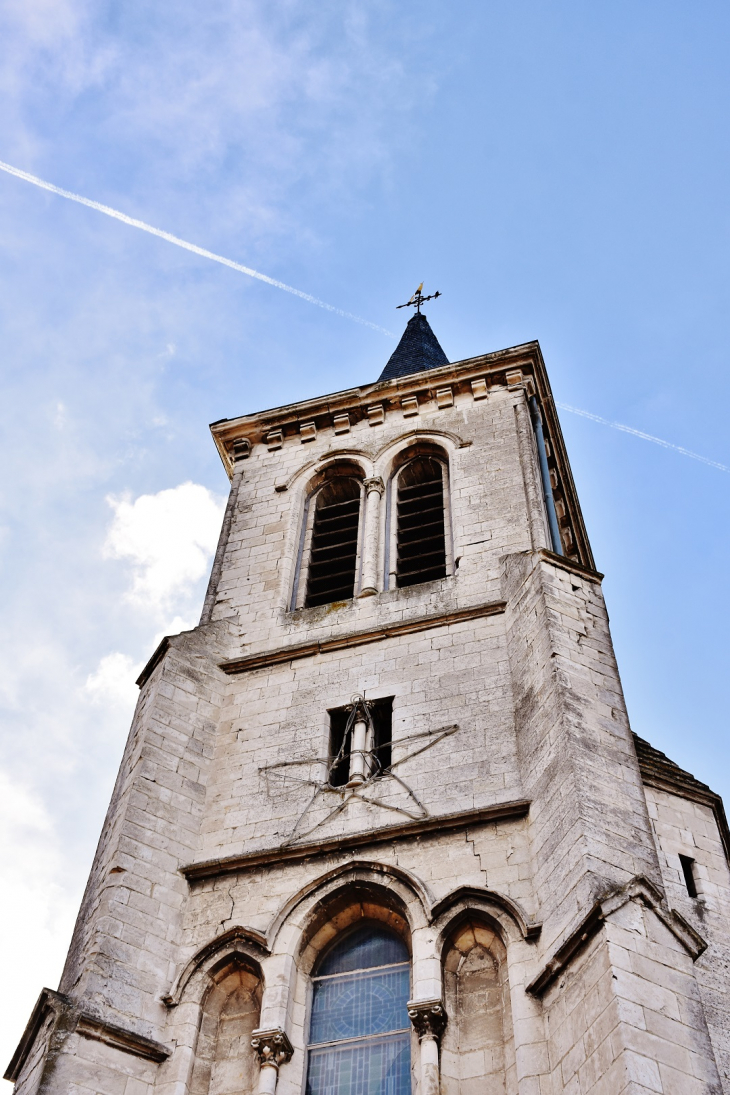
[7,302,730,1095]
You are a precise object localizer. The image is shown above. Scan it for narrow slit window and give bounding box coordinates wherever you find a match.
[371,698,393,773]
[679,854,698,898]
[305,478,362,608]
[328,707,351,788]
[396,457,447,588]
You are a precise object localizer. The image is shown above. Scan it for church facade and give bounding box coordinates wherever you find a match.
[7,314,730,1095]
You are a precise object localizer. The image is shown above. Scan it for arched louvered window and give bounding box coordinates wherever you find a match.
[304,478,363,608]
[396,457,447,587]
[306,925,411,1095]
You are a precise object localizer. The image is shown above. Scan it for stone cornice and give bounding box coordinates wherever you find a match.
[210,341,542,465]
[210,336,595,574]
[75,1015,170,1061]
[4,989,170,1083]
[526,875,707,997]
[219,600,506,675]
[537,549,604,584]
[181,800,531,883]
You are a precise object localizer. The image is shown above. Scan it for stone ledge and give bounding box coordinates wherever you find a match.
[219,600,507,675]
[537,548,604,584]
[526,875,707,997]
[5,988,170,1083]
[181,800,530,882]
[75,1014,170,1062]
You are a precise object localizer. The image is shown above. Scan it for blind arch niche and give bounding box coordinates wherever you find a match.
[190,962,263,1095]
[440,919,516,1095]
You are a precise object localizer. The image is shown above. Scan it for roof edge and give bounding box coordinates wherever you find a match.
[633,733,730,863]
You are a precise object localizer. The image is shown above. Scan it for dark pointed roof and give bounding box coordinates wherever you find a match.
[632,733,730,858]
[378,312,449,382]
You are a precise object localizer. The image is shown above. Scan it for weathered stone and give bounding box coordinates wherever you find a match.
[6,338,729,1095]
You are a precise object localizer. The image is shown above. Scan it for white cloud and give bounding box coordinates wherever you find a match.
[103,481,225,615]
[0,771,77,1072]
[84,651,142,709]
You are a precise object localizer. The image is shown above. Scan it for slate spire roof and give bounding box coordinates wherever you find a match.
[378,311,449,382]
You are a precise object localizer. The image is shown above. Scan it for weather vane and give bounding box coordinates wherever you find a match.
[396,283,442,313]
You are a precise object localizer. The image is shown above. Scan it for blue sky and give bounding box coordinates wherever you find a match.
[1,0,729,1070]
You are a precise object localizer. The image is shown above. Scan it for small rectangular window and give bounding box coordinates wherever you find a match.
[327,698,394,787]
[678,854,698,898]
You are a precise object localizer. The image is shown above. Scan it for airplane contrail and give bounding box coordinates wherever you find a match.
[4,159,724,472]
[0,159,396,338]
[556,401,730,474]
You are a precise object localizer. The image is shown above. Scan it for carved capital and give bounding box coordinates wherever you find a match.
[364,476,385,496]
[407,999,447,1042]
[251,1028,293,1069]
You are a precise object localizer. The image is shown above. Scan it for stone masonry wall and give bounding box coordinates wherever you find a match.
[503,551,662,954]
[206,386,534,648]
[644,785,730,1090]
[55,622,234,1040]
[542,899,722,1095]
[9,365,729,1095]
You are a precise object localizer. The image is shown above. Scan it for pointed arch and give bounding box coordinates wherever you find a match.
[266,860,432,962]
[431,887,541,949]
[163,926,268,1008]
[440,916,517,1095]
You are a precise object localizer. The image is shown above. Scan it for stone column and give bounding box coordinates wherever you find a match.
[251,1029,293,1095]
[407,999,447,1095]
[358,476,385,596]
[347,701,371,786]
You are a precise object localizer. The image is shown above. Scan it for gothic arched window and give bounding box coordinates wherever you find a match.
[293,474,364,610]
[306,925,411,1095]
[395,456,448,588]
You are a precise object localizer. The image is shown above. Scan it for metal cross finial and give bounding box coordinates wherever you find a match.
[396,283,442,313]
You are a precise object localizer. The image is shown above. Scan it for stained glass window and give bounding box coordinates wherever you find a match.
[306,926,411,1095]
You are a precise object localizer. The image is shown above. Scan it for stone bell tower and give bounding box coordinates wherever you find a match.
[7,302,730,1095]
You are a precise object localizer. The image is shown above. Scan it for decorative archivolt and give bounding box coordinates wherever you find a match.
[277,427,467,498]
[430,886,541,949]
[163,925,268,1007]
[370,427,467,478]
[163,864,542,1009]
[266,861,432,958]
[278,450,374,496]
